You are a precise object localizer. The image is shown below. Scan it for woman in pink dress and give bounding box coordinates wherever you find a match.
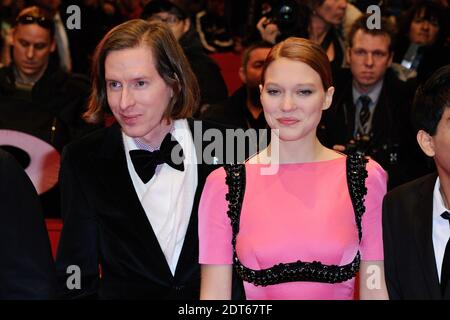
[198,37,389,300]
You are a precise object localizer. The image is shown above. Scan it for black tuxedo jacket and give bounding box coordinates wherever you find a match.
[55,119,242,299]
[383,173,450,299]
[0,149,57,299]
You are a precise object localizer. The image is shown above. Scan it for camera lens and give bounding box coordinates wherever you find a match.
[280,5,293,15]
[277,1,297,25]
[280,6,293,21]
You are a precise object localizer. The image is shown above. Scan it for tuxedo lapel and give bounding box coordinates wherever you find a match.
[188,118,225,194]
[93,123,173,280]
[413,173,441,299]
[187,118,220,193]
[175,119,221,277]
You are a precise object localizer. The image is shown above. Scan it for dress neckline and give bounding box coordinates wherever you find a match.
[245,155,346,166]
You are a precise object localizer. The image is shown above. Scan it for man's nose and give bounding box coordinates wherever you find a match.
[26,45,35,59]
[119,86,135,111]
[364,53,374,67]
[421,20,431,31]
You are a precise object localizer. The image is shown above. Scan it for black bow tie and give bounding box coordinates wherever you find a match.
[129,133,184,183]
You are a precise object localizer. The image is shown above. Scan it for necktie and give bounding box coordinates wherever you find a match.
[358,95,371,135]
[441,211,450,296]
[129,133,184,183]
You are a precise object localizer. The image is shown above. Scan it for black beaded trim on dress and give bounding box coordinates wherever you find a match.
[224,154,368,287]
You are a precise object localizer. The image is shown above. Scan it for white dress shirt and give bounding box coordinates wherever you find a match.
[123,119,198,275]
[432,177,450,282]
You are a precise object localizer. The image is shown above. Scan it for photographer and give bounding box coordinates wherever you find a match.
[256,0,347,71]
[320,15,428,189]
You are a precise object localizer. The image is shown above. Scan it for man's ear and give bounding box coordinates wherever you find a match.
[387,51,393,67]
[183,18,191,34]
[417,129,435,157]
[238,66,246,84]
[346,47,352,64]
[323,86,335,110]
[10,27,18,47]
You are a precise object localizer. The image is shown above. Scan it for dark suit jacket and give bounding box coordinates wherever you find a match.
[55,119,243,299]
[383,173,450,299]
[320,68,426,189]
[0,149,57,299]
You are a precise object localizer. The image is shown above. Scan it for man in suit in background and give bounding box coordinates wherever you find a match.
[320,15,425,189]
[382,65,450,300]
[0,148,57,299]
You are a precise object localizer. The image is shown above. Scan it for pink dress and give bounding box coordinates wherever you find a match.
[199,157,387,300]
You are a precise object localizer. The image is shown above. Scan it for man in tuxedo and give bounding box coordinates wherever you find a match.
[55,19,243,299]
[0,148,57,299]
[320,15,424,189]
[382,65,450,299]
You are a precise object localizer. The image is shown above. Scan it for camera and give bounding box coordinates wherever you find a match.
[263,0,307,37]
[345,134,400,166]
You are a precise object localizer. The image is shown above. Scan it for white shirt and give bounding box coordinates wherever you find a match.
[432,177,450,282]
[123,119,198,275]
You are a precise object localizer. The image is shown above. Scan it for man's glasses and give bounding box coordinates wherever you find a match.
[16,15,53,30]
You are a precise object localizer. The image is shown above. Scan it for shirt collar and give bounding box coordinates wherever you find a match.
[433,177,450,219]
[352,79,384,107]
[131,124,175,152]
